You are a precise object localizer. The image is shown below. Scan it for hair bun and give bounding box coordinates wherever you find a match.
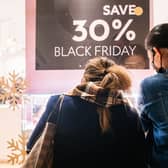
[103,65,132,90]
[100,72,119,89]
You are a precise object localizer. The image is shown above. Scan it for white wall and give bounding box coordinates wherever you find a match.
[0,0,25,76]
[153,0,168,26]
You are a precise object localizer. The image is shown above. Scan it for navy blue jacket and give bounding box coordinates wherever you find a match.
[27,95,147,168]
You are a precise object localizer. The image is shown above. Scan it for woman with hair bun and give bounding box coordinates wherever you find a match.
[26,56,147,168]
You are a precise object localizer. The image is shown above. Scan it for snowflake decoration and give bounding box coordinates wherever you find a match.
[7,132,28,165]
[0,71,26,110]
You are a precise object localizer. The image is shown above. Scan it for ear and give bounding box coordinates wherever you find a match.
[153,47,161,56]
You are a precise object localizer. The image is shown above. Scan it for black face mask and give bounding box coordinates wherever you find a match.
[158,67,166,73]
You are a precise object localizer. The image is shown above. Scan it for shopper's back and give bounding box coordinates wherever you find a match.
[53,95,146,168]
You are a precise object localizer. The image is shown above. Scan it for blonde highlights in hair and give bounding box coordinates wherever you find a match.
[82,57,132,132]
[83,57,131,90]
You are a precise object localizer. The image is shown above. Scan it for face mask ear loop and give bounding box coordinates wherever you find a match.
[157,48,166,73]
[151,48,155,66]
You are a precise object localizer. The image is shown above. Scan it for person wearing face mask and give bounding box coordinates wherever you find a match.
[138,23,168,168]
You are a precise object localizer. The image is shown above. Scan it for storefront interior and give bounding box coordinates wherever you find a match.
[0,0,168,167]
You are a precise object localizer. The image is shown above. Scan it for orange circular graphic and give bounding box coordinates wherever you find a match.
[134,6,143,16]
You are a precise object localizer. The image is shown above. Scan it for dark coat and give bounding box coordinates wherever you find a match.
[27,95,147,168]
